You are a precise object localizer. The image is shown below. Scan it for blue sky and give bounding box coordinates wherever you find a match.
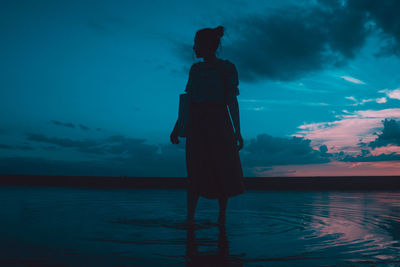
[1,0,400,177]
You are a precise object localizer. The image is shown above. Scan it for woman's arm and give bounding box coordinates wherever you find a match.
[227,95,243,150]
[227,96,240,134]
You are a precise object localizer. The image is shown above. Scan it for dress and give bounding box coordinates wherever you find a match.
[184,58,245,199]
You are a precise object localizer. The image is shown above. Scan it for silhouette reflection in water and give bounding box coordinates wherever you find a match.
[185,224,243,266]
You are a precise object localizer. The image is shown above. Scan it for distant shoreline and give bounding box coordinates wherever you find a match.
[0,174,399,190]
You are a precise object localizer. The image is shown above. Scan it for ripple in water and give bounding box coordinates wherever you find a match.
[0,186,399,266]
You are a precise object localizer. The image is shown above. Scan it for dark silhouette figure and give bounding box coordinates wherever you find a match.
[170,26,245,226]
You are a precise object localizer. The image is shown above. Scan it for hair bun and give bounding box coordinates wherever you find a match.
[214,26,224,38]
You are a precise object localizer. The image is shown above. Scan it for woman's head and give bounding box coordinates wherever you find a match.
[193,26,224,58]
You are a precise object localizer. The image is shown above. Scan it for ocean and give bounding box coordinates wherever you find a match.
[0,185,399,266]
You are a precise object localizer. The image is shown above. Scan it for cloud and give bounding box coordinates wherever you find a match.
[0,147,187,177]
[376,97,388,104]
[345,96,357,102]
[22,132,188,176]
[295,111,400,164]
[342,152,400,162]
[6,127,399,177]
[51,120,92,131]
[79,124,89,130]
[50,120,75,128]
[25,132,162,157]
[0,144,34,151]
[175,1,374,82]
[348,0,400,56]
[340,76,366,84]
[240,134,330,174]
[369,119,400,148]
[174,1,400,82]
[2,134,188,177]
[26,133,100,153]
[0,156,125,177]
[6,131,332,177]
[379,88,400,100]
[295,108,400,153]
[345,96,387,105]
[102,135,157,156]
[225,3,372,82]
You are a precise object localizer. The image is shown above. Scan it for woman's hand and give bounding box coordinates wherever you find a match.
[170,129,179,144]
[235,132,243,150]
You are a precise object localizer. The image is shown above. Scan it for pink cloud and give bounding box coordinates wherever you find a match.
[379,88,400,100]
[295,108,400,153]
[369,145,400,156]
[256,161,400,176]
[345,96,387,106]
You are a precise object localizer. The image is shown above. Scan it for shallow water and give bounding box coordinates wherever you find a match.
[0,186,399,266]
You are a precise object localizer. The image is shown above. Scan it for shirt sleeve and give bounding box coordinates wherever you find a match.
[184,64,196,93]
[225,61,240,99]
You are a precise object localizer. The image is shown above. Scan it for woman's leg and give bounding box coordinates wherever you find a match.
[187,189,199,222]
[218,196,228,224]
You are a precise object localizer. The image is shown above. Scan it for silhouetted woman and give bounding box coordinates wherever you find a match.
[170,26,245,225]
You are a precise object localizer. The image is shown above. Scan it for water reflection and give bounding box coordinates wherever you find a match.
[185,224,242,266]
[0,186,399,266]
[308,192,400,262]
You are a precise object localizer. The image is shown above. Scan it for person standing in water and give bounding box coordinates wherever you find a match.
[170,25,245,225]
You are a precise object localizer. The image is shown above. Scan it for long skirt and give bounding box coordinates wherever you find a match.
[185,101,245,199]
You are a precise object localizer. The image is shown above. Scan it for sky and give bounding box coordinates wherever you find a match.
[1,0,400,177]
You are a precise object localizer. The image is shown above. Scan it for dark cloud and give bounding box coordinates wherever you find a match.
[14,125,400,177]
[27,133,97,148]
[0,143,187,177]
[224,4,369,81]
[51,120,91,131]
[105,143,187,177]
[103,135,157,156]
[50,120,75,128]
[369,119,400,148]
[334,118,400,162]
[0,144,12,149]
[26,133,105,155]
[175,1,400,82]
[319,144,329,154]
[342,153,400,162]
[0,156,124,177]
[241,134,330,172]
[0,144,34,151]
[176,2,370,82]
[79,124,89,130]
[25,133,161,158]
[17,131,331,176]
[6,131,189,176]
[348,0,400,56]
